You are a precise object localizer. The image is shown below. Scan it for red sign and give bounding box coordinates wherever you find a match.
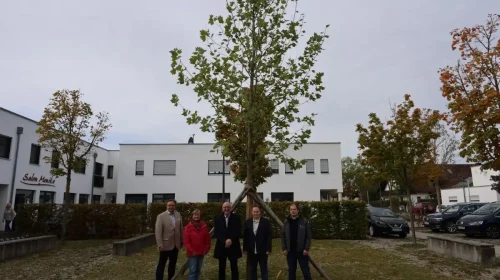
[21,173,56,187]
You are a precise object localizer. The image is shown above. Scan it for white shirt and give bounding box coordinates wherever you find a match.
[253,219,260,254]
[225,215,229,227]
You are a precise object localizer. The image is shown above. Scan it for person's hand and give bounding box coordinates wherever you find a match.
[158,246,163,252]
[243,251,247,255]
[303,250,309,256]
[266,251,271,255]
[225,239,232,248]
[283,250,288,256]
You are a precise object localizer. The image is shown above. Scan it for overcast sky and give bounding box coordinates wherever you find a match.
[1,1,498,159]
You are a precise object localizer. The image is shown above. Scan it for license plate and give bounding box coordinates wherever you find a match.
[458,226,465,230]
[392,228,402,232]
[424,222,429,225]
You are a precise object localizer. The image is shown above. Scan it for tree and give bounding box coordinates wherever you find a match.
[357,94,442,243]
[341,156,372,200]
[36,89,111,240]
[439,14,500,191]
[169,0,329,277]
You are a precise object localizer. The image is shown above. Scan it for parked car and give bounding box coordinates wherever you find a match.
[426,202,486,233]
[367,206,409,238]
[456,202,500,238]
[437,204,449,213]
[412,201,437,214]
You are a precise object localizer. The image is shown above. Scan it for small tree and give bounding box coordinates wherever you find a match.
[169,0,329,276]
[357,95,442,243]
[439,14,500,191]
[36,89,111,240]
[341,156,372,200]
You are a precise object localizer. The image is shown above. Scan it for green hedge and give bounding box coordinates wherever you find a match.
[16,201,366,240]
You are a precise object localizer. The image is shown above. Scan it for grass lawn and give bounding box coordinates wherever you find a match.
[0,238,498,280]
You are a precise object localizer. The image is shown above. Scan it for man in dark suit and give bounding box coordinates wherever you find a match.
[243,206,272,280]
[213,202,242,280]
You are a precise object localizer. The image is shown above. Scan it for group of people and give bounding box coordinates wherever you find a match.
[155,200,312,280]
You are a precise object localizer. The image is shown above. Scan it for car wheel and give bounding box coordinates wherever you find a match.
[369,225,377,237]
[399,233,407,238]
[445,221,457,233]
[486,225,500,239]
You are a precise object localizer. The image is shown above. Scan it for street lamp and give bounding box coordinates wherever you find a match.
[90,152,98,204]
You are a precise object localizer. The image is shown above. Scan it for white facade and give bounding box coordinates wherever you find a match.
[0,108,119,222]
[0,107,343,215]
[116,143,342,204]
[440,166,500,205]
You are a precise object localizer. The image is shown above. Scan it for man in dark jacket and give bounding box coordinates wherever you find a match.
[213,202,242,280]
[243,206,272,280]
[281,203,312,280]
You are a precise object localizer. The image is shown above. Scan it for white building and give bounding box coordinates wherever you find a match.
[0,107,343,225]
[441,165,500,205]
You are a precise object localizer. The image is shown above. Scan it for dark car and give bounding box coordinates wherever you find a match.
[426,202,486,233]
[367,206,409,238]
[456,202,500,238]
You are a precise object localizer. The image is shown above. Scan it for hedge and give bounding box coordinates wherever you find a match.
[16,201,366,240]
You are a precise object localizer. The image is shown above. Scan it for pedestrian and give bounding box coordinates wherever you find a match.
[213,202,242,280]
[184,209,211,280]
[243,205,272,280]
[155,199,184,280]
[3,202,16,232]
[281,203,312,280]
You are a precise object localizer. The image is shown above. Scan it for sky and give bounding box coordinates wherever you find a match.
[1,0,499,159]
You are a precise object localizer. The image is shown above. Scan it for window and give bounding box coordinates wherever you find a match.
[39,191,55,204]
[208,160,230,174]
[257,192,264,199]
[271,192,294,202]
[79,194,89,204]
[136,160,144,176]
[64,193,76,204]
[320,159,329,173]
[92,195,101,204]
[29,144,41,165]
[107,165,114,179]
[208,193,230,202]
[94,162,103,176]
[51,150,60,169]
[285,163,293,174]
[125,194,148,205]
[470,195,480,202]
[74,158,86,174]
[152,193,176,203]
[93,162,104,188]
[270,159,279,174]
[449,196,458,203]
[0,134,12,159]
[461,205,476,213]
[305,159,314,174]
[153,160,176,175]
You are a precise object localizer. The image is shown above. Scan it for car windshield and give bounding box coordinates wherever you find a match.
[443,205,461,213]
[473,204,500,215]
[370,208,397,217]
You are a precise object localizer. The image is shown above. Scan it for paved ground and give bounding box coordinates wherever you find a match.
[411,228,500,256]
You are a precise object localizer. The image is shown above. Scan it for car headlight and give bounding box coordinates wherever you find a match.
[468,221,483,226]
[375,220,387,226]
[432,218,442,221]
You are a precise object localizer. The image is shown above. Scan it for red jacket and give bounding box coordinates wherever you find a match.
[184,221,211,257]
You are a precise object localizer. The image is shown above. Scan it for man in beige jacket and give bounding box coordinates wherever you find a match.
[155,199,184,280]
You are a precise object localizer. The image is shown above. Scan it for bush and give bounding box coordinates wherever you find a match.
[16,200,367,240]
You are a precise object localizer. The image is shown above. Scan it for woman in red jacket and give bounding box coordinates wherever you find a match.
[184,209,211,280]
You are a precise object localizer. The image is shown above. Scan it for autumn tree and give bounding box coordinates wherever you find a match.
[439,14,500,191]
[357,95,442,243]
[36,89,111,240]
[341,156,373,200]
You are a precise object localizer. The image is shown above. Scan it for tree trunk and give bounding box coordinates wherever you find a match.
[435,180,442,206]
[245,186,254,280]
[389,183,393,211]
[407,187,417,244]
[61,172,72,241]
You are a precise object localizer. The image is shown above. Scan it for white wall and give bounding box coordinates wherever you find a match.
[0,108,116,210]
[441,186,500,205]
[471,165,499,187]
[116,143,342,203]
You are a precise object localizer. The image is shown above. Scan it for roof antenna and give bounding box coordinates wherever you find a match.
[188,134,195,144]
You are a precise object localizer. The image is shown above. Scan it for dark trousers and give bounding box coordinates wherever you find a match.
[218,251,239,280]
[287,251,312,280]
[156,247,179,280]
[4,220,12,232]
[249,252,268,280]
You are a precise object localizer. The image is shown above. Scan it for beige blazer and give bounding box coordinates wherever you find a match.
[155,210,184,251]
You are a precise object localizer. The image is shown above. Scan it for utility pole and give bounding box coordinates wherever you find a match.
[222,155,226,202]
[90,153,98,204]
